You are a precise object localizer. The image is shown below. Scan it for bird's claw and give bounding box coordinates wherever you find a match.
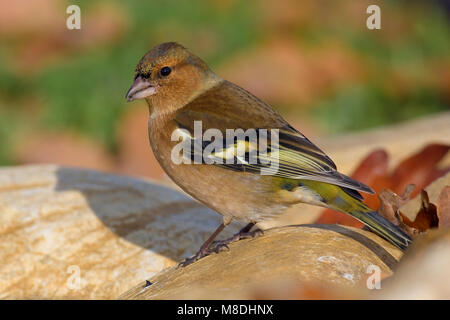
[178,228,264,268]
[209,241,230,253]
[178,244,226,268]
[210,228,264,251]
[178,252,204,268]
[235,228,264,241]
[177,256,197,268]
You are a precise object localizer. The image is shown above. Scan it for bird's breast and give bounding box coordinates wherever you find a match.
[147,118,287,221]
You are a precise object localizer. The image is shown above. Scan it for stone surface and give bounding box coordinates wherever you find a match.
[0,165,241,299]
[378,229,450,299]
[1,113,448,299]
[119,225,403,300]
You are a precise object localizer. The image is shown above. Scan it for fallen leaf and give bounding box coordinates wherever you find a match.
[436,186,450,228]
[390,144,450,198]
[377,185,414,225]
[377,186,419,238]
[400,172,450,222]
[316,145,449,229]
[351,149,390,210]
[315,209,364,228]
[399,190,439,232]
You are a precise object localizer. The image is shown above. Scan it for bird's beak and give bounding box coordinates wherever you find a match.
[125,76,157,102]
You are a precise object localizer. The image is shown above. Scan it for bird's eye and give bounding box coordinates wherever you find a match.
[160,66,172,77]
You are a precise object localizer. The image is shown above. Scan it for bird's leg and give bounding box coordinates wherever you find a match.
[239,222,256,234]
[178,222,226,267]
[210,222,263,252]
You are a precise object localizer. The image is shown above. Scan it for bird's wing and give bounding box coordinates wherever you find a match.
[174,80,374,195]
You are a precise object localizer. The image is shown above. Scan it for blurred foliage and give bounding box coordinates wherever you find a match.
[313,85,448,133]
[302,1,450,132]
[0,0,449,166]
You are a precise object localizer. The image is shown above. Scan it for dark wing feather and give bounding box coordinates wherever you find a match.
[175,80,374,195]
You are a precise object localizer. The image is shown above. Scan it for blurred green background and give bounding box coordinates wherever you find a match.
[0,0,449,178]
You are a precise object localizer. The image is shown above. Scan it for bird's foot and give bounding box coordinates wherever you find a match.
[178,254,200,268]
[178,244,223,268]
[178,225,263,268]
[210,228,264,253]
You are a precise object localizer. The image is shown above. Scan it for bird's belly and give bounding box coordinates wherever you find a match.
[149,121,287,222]
[166,161,287,222]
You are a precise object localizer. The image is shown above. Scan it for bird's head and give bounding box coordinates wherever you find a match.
[126,42,219,112]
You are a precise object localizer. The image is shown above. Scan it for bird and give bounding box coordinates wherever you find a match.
[125,42,411,266]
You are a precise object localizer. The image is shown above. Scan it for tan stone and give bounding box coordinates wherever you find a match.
[0,165,240,299]
[377,229,450,299]
[1,113,448,299]
[119,225,402,299]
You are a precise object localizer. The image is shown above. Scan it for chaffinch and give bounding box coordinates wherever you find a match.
[126,42,411,266]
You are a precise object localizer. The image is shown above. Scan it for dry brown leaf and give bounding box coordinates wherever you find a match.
[351,149,390,209]
[377,186,419,238]
[375,172,450,238]
[400,172,450,222]
[437,186,450,228]
[390,144,449,198]
[377,185,414,222]
[399,190,439,232]
[316,144,448,229]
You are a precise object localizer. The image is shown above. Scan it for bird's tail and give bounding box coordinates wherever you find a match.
[300,180,412,250]
[338,202,412,250]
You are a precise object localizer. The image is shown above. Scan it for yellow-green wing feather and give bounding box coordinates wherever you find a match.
[175,80,374,194]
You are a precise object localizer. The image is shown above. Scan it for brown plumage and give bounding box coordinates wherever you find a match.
[126,42,411,266]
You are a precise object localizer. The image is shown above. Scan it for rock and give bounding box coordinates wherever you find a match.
[2,113,448,299]
[377,229,450,299]
[0,165,240,299]
[119,225,403,299]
